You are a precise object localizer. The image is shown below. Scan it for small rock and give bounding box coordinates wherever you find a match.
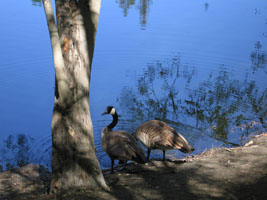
[244,140,254,147]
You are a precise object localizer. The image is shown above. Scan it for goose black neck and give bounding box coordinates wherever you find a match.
[107,113,118,129]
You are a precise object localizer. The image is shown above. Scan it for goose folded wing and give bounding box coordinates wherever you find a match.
[106,131,140,160]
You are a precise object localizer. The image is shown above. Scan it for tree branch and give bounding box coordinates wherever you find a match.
[43,0,71,106]
[78,0,101,82]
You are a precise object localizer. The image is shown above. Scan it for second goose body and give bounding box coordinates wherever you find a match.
[133,120,194,161]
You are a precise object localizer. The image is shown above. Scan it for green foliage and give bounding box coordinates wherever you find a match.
[250,41,267,74]
[184,68,266,141]
[119,56,186,121]
[118,54,267,146]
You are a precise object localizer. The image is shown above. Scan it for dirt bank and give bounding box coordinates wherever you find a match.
[1,133,267,200]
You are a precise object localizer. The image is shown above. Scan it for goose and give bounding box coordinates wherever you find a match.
[101,106,145,172]
[133,120,194,161]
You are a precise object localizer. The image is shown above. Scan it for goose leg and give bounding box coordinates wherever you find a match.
[163,150,165,161]
[147,148,151,161]
[123,161,127,170]
[111,159,114,173]
[119,160,127,169]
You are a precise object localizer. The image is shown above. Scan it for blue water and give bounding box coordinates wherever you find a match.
[0,0,266,170]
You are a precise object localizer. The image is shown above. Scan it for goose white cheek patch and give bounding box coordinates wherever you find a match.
[110,107,116,115]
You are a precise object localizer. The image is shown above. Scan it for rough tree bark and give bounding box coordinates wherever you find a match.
[42,0,109,192]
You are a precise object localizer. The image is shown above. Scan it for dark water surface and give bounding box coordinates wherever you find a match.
[0,0,266,169]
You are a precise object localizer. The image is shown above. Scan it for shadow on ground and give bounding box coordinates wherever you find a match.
[0,134,267,200]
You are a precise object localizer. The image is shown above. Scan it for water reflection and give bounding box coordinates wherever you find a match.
[31,0,41,6]
[118,56,193,121]
[186,69,266,144]
[250,41,267,74]
[204,3,209,11]
[117,55,267,150]
[116,0,152,28]
[0,133,51,171]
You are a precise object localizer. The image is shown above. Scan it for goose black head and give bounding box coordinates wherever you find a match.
[102,106,116,116]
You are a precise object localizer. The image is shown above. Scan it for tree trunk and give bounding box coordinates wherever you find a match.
[42,0,109,192]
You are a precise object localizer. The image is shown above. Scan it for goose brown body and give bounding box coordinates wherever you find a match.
[133,120,194,161]
[101,106,145,172]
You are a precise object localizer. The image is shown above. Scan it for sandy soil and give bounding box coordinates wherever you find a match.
[1,133,267,200]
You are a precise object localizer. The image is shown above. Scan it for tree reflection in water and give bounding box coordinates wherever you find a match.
[117,55,267,148]
[116,0,152,28]
[250,41,267,74]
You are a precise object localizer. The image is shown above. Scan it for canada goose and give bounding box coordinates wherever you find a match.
[101,106,145,172]
[133,120,194,161]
